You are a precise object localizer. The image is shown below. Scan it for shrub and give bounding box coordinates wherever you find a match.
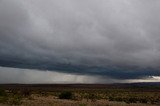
[59,91,73,99]
[87,93,97,102]
[139,98,147,103]
[79,103,87,106]
[20,90,31,97]
[128,97,138,103]
[114,97,123,102]
[0,88,8,103]
[0,96,8,103]
[8,95,22,105]
[108,96,114,101]
[0,88,6,97]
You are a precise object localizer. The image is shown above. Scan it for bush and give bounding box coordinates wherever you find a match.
[128,97,138,103]
[108,96,114,101]
[139,98,147,103]
[0,88,6,97]
[79,103,87,106]
[59,91,73,99]
[8,95,22,105]
[87,93,97,102]
[20,90,31,97]
[114,97,123,102]
[0,88,8,103]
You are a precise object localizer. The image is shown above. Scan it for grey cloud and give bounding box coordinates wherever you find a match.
[0,66,122,84]
[0,66,159,84]
[0,0,160,80]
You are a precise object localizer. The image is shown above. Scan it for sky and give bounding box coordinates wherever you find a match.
[0,0,160,83]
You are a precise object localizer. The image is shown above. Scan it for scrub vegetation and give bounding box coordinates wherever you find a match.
[0,83,160,106]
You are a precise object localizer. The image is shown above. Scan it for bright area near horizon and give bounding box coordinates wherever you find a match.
[0,66,160,84]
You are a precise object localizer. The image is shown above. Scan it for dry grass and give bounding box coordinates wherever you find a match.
[17,94,159,106]
[0,84,160,106]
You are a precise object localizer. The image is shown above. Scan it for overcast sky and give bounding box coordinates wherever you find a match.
[0,0,160,83]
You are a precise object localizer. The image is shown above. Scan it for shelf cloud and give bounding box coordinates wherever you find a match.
[0,0,160,82]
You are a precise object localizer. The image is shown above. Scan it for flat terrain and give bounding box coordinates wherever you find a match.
[0,83,160,106]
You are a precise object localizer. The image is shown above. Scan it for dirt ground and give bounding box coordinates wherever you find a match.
[1,94,158,106]
[0,84,160,106]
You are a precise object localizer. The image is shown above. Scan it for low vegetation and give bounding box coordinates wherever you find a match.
[0,84,160,106]
[59,91,73,99]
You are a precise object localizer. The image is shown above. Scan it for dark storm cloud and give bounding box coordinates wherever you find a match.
[0,0,160,80]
